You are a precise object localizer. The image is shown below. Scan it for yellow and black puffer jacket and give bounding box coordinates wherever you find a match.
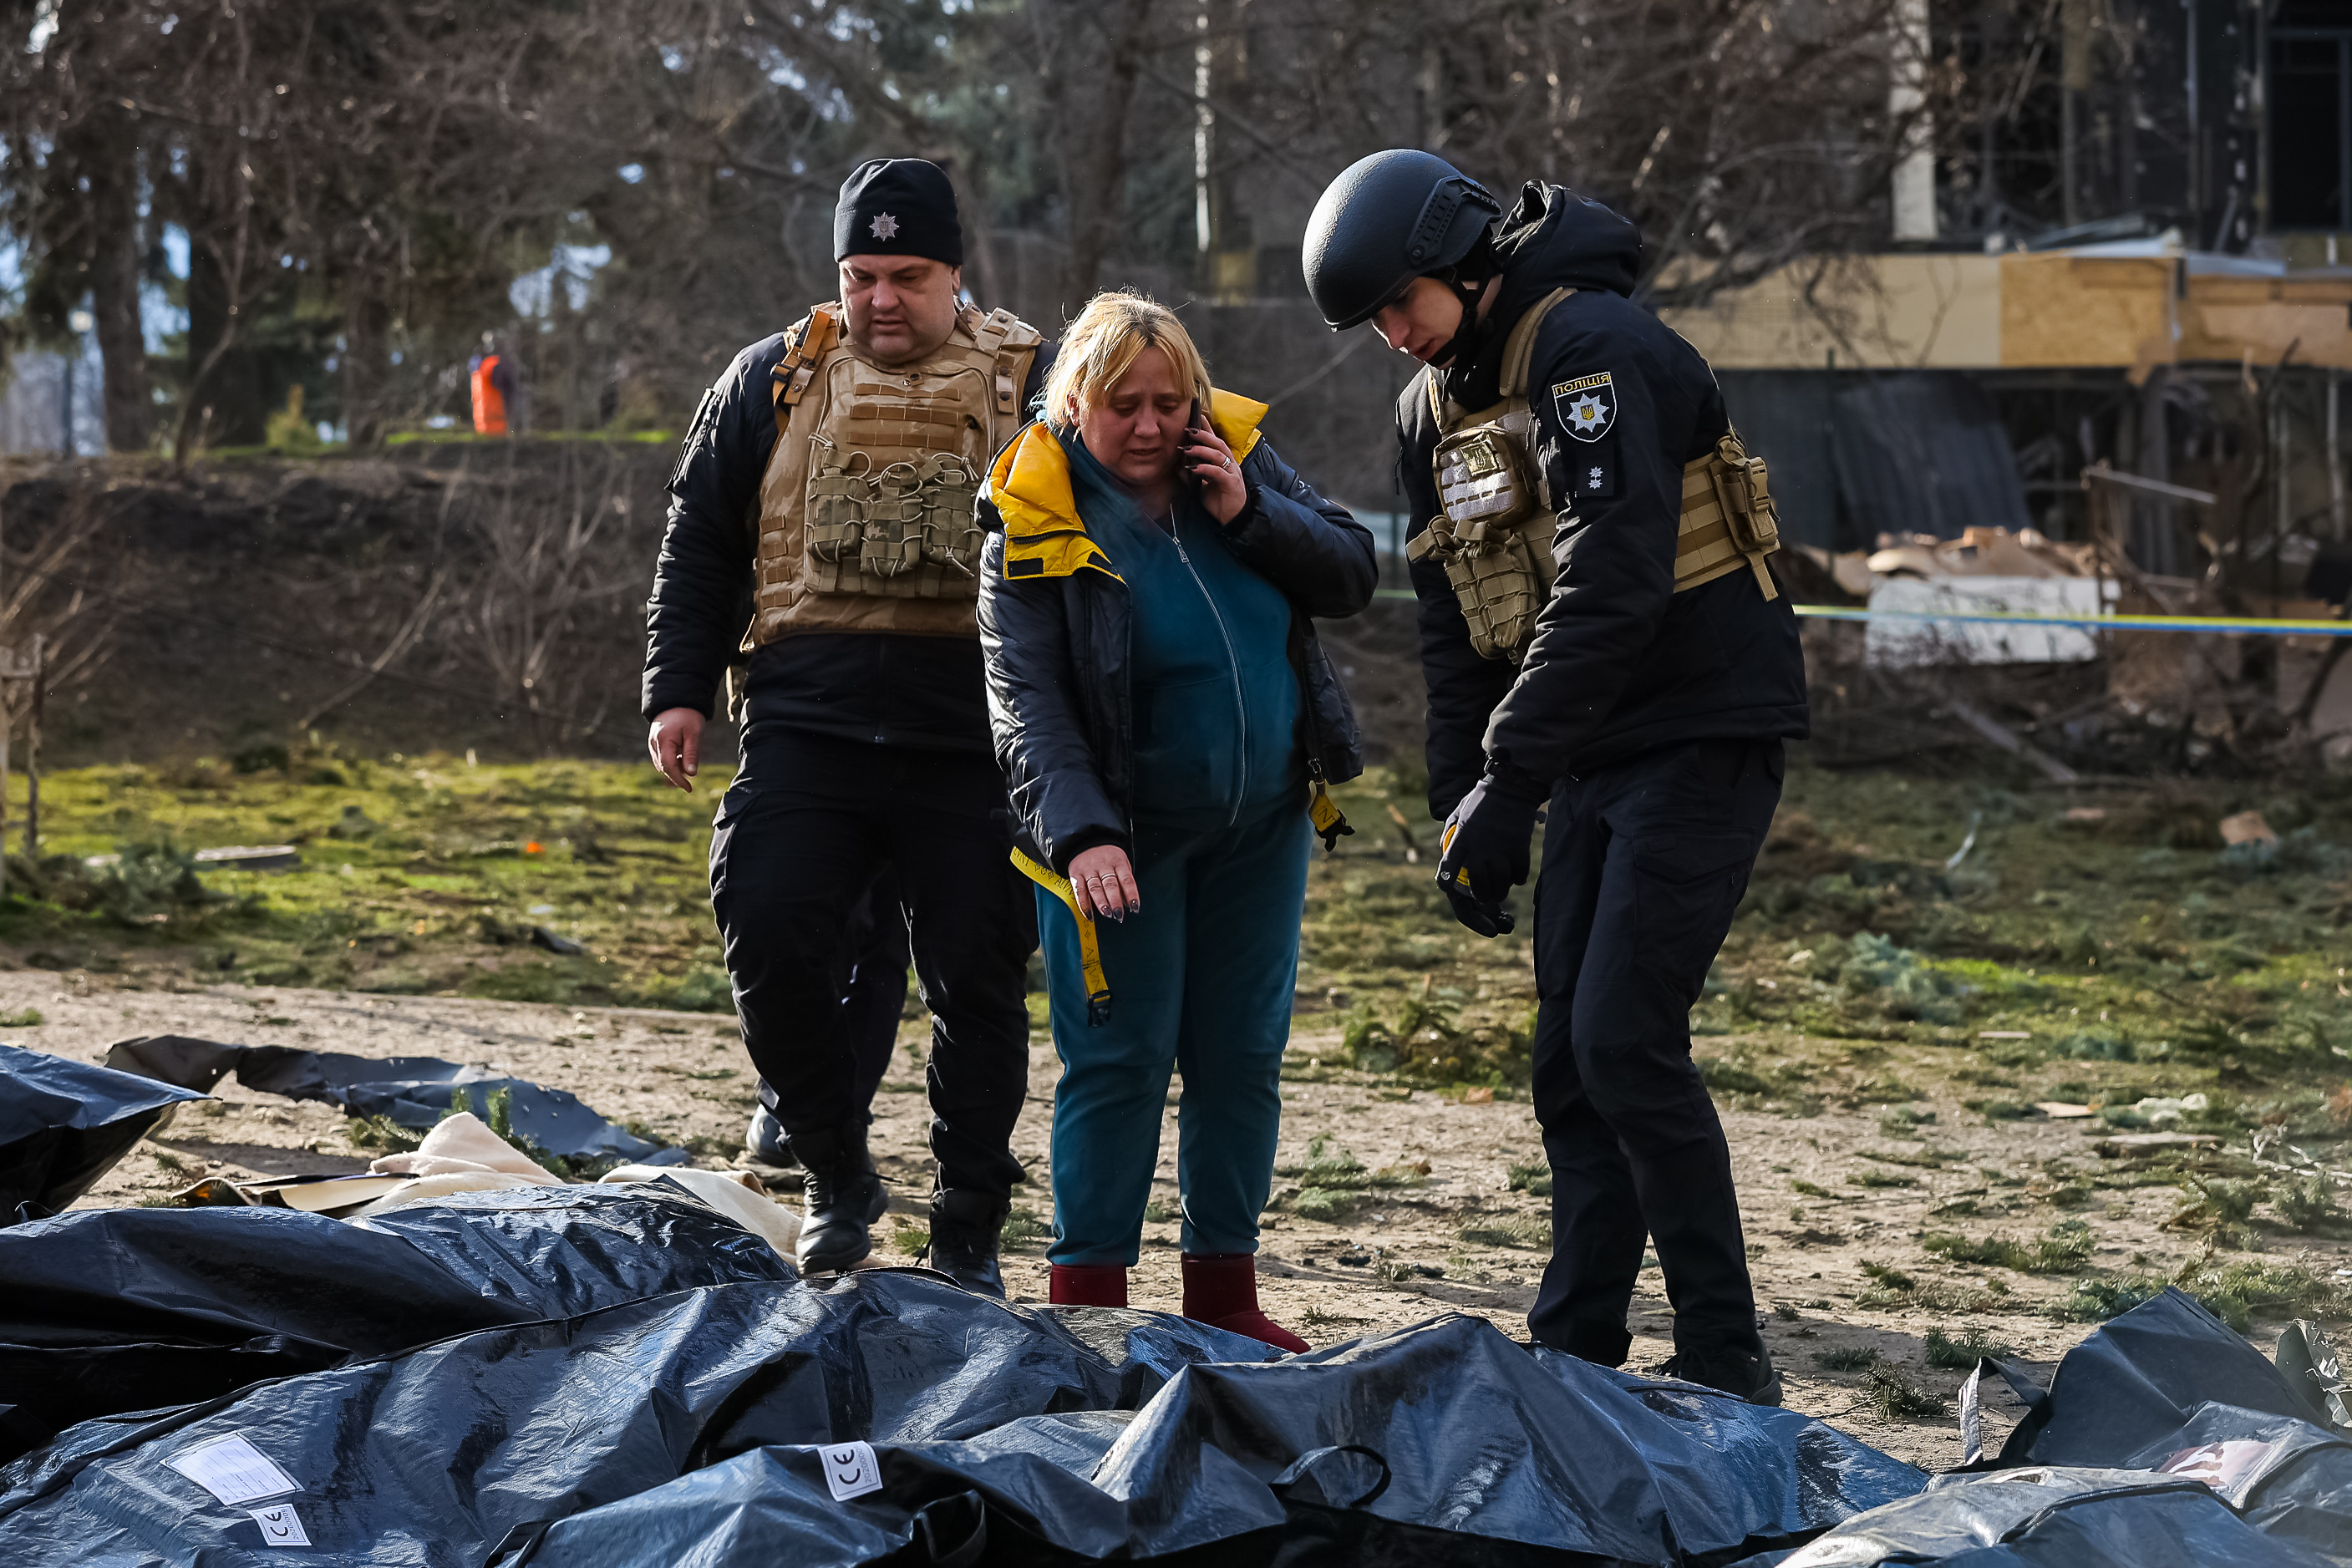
[975,391,1376,878]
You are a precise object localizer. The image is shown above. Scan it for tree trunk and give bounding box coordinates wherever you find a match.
[342,289,389,449]
[79,114,153,454]
[1062,0,1157,312]
[186,236,265,448]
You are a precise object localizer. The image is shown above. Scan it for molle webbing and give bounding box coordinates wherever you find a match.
[967,306,1032,418]
[836,385,972,449]
[1674,435,1781,600]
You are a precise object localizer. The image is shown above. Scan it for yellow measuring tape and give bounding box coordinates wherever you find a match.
[1010,848,1115,1027]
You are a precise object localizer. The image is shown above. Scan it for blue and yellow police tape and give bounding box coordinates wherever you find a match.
[1369,588,2352,637]
[1789,605,2352,637]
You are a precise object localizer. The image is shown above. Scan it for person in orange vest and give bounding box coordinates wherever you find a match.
[469,333,519,436]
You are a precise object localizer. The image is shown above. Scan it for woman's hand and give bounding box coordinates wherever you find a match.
[1182,421,1249,526]
[1067,845,1140,922]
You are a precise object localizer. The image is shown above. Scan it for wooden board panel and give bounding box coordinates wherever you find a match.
[1661,254,2000,369]
[1999,254,2171,368]
[2180,275,2352,368]
[1665,251,2352,371]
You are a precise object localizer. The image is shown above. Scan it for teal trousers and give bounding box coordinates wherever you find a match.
[1038,797,1311,1264]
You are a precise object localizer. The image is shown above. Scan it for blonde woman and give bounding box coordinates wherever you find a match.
[976,292,1374,1349]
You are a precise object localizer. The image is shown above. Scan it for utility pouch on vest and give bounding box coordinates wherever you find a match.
[1717,439,1780,555]
[835,456,984,599]
[1673,433,1783,601]
[805,446,871,574]
[916,454,983,581]
[1407,514,1552,662]
[1433,419,1538,534]
[861,462,929,584]
[1408,289,1573,664]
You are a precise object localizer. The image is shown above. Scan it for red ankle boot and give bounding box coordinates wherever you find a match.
[1181,1252,1309,1352]
[1048,1263,1129,1307]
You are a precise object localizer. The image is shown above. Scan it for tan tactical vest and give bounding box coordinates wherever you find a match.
[1405,287,1782,662]
[744,302,1043,647]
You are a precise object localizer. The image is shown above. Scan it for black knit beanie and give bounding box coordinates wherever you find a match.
[834,159,964,266]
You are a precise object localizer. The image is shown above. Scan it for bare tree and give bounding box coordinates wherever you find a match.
[4,0,1932,451]
[0,480,136,699]
[460,446,643,752]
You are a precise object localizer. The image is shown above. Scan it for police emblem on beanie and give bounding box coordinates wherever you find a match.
[836,159,963,266]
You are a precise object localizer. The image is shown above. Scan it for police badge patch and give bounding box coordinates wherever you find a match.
[1552,372,1616,443]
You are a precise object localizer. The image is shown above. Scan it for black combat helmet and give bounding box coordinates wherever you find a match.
[1303,150,1504,330]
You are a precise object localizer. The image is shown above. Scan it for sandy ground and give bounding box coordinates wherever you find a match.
[28,968,2343,1473]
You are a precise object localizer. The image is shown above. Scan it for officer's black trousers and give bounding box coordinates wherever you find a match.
[754,869,909,1125]
[711,728,1034,1197]
[1527,737,1782,1364]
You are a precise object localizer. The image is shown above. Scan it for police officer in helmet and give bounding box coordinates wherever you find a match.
[1304,150,1807,1401]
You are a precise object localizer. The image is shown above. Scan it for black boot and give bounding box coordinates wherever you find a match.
[1659,1341,1782,1406]
[787,1124,888,1274]
[742,1105,799,1184]
[918,1190,1008,1298]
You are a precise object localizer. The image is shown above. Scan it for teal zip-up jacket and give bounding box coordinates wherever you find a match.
[1061,434,1301,830]
[976,391,1377,873]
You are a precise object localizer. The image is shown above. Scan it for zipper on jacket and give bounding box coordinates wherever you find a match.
[1170,519,1248,828]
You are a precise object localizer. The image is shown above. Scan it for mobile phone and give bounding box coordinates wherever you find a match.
[1181,399,1212,493]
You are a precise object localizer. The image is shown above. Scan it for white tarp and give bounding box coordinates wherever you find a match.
[1864,574,2116,668]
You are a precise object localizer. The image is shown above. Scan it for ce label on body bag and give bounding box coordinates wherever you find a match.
[248,1504,312,1547]
[820,1439,883,1501]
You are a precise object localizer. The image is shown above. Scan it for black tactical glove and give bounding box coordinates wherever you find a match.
[1435,774,1543,937]
[1440,874,1514,938]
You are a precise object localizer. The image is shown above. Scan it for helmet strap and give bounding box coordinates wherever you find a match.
[1431,231,1501,369]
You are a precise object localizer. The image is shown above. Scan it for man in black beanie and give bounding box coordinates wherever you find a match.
[643,159,1054,1294]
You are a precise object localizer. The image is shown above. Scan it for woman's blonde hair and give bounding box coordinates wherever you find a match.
[1040,290,1212,432]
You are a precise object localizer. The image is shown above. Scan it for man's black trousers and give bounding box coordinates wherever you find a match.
[754,868,909,1125]
[711,728,1034,1197]
[1527,737,1782,1364]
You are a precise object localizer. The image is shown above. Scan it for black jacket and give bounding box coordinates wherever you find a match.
[643,328,1054,749]
[978,424,1375,872]
[1400,183,1809,819]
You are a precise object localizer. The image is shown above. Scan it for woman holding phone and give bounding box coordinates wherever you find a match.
[977,290,1374,1349]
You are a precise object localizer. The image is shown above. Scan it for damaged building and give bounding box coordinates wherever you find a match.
[1643,0,2352,765]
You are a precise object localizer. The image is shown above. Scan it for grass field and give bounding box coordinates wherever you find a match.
[9,744,2352,1137]
[1693,766,2352,1155]
[0,746,730,1009]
